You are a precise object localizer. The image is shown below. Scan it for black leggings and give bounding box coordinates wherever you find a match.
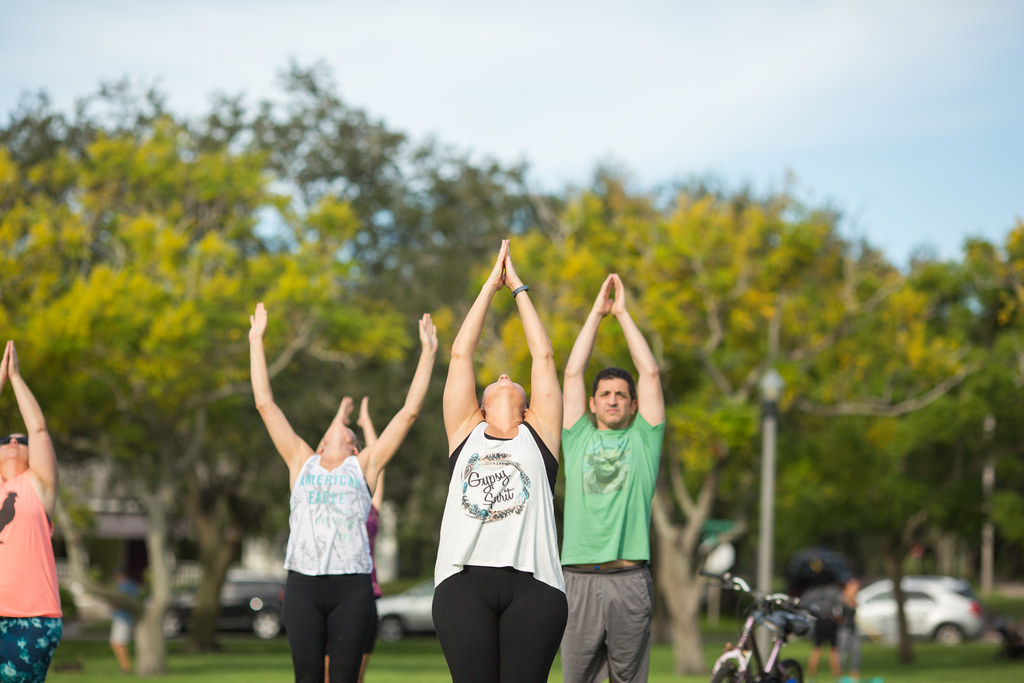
[362,601,379,655]
[432,566,568,683]
[284,571,375,683]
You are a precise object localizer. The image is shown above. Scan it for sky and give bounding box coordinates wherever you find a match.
[2,0,1022,266]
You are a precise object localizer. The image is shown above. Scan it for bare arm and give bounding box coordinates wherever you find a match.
[370,469,385,510]
[357,396,378,447]
[358,397,384,506]
[361,314,437,489]
[563,275,615,429]
[503,246,562,455]
[610,274,665,425]
[248,303,313,484]
[5,341,58,516]
[443,240,508,450]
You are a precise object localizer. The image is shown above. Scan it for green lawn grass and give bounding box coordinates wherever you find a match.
[46,632,1024,682]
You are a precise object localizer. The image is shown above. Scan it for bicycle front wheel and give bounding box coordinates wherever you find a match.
[777,657,803,683]
[711,658,742,683]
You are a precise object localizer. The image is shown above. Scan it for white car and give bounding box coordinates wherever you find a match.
[376,579,435,642]
[855,575,985,645]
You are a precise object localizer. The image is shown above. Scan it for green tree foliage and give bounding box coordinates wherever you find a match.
[494,172,973,673]
[3,65,1021,676]
[1,65,538,664]
[959,223,1024,572]
[0,89,410,670]
[236,63,538,572]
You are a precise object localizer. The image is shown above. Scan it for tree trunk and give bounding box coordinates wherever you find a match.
[135,606,169,678]
[188,494,244,651]
[882,537,914,664]
[135,482,176,677]
[935,531,957,576]
[651,490,711,675]
[655,540,706,674]
[54,498,143,624]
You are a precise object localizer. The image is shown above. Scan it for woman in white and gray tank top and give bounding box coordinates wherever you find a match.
[432,240,568,683]
[249,303,437,683]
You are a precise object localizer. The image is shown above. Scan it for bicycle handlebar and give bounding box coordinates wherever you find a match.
[699,570,814,616]
[764,592,807,613]
[699,569,751,593]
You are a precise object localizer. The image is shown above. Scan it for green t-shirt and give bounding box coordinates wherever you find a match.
[560,413,664,565]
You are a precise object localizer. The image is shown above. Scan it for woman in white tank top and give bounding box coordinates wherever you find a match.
[432,240,568,683]
[249,304,437,683]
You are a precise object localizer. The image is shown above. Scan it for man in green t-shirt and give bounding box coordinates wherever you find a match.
[560,273,665,683]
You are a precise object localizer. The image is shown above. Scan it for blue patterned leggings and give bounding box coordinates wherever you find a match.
[0,617,63,683]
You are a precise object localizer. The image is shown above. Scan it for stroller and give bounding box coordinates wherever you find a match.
[994,616,1024,660]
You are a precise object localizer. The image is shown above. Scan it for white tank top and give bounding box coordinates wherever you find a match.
[285,454,372,576]
[434,422,565,593]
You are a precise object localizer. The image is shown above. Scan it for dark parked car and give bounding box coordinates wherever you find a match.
[162,574,286,640]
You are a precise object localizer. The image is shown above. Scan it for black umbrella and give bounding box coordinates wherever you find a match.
[786,547,852,593]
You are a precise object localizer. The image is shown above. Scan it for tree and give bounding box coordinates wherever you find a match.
[506,173,971,674]
[244,62,538,573]
[0,91,412,670]
[957,225,1024,578]
[5,69,1007,675]
[2,65,540,664]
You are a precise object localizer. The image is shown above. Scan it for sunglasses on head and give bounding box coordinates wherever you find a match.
[3,435,28,445]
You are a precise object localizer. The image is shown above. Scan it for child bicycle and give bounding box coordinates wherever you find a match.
[702,569,815,683]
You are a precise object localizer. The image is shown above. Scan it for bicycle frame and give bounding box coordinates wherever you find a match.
[711,607,787,679]
[705,571,809,683]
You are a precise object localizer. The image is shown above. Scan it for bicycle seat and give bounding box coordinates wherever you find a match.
[762,610,812,637]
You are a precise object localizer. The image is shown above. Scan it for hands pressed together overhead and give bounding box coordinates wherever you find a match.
[591,273,627,318]
[485,239,526,294]
[1,340,20,385]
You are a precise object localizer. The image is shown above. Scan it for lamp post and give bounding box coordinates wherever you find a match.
[981,414,996,595]
[757,368,784,600]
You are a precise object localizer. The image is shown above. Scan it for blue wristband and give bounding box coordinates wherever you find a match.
[512,285,530,298]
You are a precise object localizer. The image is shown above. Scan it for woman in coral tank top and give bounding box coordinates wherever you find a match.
[0,341,63,683]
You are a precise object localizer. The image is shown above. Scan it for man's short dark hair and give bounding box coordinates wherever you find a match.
[592,367,636,401]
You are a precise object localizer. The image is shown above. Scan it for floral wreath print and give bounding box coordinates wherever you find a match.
[460,451,532,522]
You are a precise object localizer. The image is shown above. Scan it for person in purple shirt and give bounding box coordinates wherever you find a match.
[355,398,381,683]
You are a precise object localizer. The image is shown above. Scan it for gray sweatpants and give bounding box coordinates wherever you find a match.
[837,624,861,673]
[560,565,654,683]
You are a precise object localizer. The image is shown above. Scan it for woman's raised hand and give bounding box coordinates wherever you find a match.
[485,240,510,292]
[357,396,372,430]
[337,396,355,426]
[503,242,524,291]
[0,341,9,391]
[5,341,20,378]
[419,313,438,354]
[249,302,268,343]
